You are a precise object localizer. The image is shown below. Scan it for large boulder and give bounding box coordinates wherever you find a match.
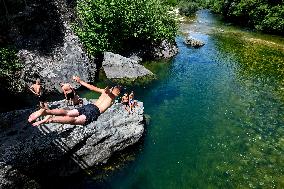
[0,99,145,188]
[12,0,95,92]
[102,52,154,80]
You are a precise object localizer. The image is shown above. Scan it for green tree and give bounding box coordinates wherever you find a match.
[0,46,23,92]
[75,0,177,56]
[200,0,284,34]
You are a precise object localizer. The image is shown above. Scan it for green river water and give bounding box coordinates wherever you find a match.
[77,10,284,189]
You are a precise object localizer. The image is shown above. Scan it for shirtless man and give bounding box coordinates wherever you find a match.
[28,76,121,126]
[29,79,48,109]
[60,83,76,106]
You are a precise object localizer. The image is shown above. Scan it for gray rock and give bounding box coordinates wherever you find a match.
[102,52,153,79]
[184,36,205,48]
[16,0,94,92]
[153,40,178,59]
[0,99,145,187]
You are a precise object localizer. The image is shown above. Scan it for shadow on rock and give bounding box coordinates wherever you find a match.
[0,99,145,188]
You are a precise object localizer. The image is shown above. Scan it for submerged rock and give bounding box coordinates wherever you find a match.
[184,36,205,48]
[0,99,145,187]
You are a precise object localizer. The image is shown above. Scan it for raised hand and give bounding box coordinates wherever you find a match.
[73,76,81,83]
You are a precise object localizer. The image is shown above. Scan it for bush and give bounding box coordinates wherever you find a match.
[0,47,21,76]
[201,0,284,34]
[0,46,23,92]
[161,0,179,6]
[75,0,177,56]
[178,1,199,16]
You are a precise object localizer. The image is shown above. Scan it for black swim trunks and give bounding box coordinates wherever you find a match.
[77,104,101,125]
[122,102,129,106]
[38,94,47,102]
[66,92,75,100]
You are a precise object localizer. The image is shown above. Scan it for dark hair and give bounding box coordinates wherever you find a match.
[114,85,122,91]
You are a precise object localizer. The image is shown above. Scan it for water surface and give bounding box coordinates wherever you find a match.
[81,10,284,189]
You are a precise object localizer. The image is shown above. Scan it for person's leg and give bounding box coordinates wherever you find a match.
[32,114,86,126]
[39,102,44,109]
[28,108,75,123]
[44,102,49,109]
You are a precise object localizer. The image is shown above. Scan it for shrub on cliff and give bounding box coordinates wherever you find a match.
[75,0,177,56]
[0,47,23,92]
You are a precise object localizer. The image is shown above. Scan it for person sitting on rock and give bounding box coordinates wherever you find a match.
[60,82,82,106]
[29,78,49,109]
[121,92,130,113]
[28,76,122,126]
[129,91,138,113]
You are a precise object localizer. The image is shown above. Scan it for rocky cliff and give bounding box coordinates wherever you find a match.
[15,0,94,92]
[0,99,145,188]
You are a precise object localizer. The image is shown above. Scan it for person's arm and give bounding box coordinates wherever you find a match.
[70,84,76,95]
[73,76,104,93]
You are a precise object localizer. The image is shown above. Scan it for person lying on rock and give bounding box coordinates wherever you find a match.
[28,76,122,126]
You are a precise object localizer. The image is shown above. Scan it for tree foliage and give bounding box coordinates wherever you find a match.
[0,46,23,92]
[75,0,177,56]
[201,0,284,34]
[178,1,199,16]
[0,47,22,77]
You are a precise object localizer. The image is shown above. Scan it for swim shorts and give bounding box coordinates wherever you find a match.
[38,94,47,102]
[122,102,129,106]
[77,104,101,125]
[66,92,75,100]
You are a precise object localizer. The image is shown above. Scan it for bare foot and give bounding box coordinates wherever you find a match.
[32,115,52,126]
[28,108,46,123]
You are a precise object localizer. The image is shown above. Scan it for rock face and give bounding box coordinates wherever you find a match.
[102,52,154,79]
[184,36,205,48]
[13,0,95,92]
[0,99,145,188]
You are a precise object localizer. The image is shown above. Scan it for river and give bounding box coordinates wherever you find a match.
[70,10,284,189]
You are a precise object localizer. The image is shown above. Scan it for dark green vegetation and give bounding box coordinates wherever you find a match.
[202,0,284,34]
[0,47,22,92]
[74,0,177,56]
[162,0,199,16]
[164,0,284,34]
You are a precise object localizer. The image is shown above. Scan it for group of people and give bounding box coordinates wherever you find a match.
[29,79,83,109]
[121,91,138,114]
[28,76,123,126]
